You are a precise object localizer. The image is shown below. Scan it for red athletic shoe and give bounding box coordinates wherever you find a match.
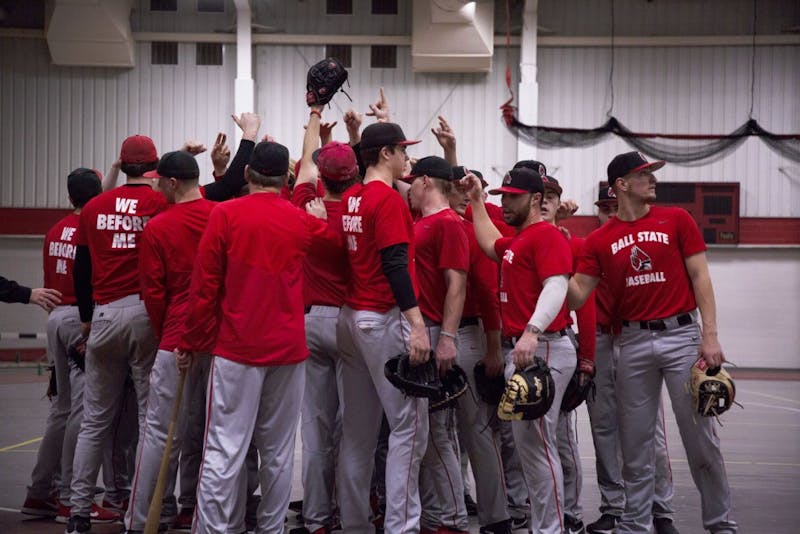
[173,507,194,530]
[21,495,58,517]
[89,503,122,523]
[55,502,71,524]
[101,497,129,513]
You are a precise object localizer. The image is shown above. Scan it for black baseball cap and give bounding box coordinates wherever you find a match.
[144,151,199,180]
[607,151,665,184]
[489,168,544,196]
[452,166,487,188]
[513,160,547,177]
[400,156,453,182]
[360,122,421,151]
[542,175,563,196]
[595,181,618,206]
[249,141,290,176]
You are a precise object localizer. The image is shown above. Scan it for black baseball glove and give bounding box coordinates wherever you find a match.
[429,365,469,412]
[560,358,596,412]
[384,352,441,399]
[306,58,349,106]
[497,356,555,421]
[473,361,506,406]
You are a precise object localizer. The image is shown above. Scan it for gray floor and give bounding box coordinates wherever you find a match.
[1,367,799,533]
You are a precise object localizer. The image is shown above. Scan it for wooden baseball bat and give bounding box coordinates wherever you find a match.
[144,370,187,534]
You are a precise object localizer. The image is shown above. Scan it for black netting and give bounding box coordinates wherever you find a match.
[501,106,800,166]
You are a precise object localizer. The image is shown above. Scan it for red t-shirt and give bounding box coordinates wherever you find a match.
[461,219,501,332]
[595,276,615,328]
[493,221,572,337]
[464,202,516,237]
[292,182,348,307]
[342,180,418,312]
[139,199,216,351]
[578,205,706,321]
[414,209,469,324]
[76,184,167,304]
[43,213,81,305]
[180,193,330,366]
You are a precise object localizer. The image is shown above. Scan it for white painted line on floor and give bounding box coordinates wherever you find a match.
[0,436,42,452]
[745,401,800,414]
[738,388,800,405]
[0,506,21,513]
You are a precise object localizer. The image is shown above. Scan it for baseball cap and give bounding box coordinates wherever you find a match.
[144,151,200,180]
[360,122,421,151]
[607,151,665,184]
[452,166,488,188]
[513,160,547,177]
[542,175,563,196]
[400,156,453,183]
[317,141,358,182]
[249,141,290,176]
[489,168,544,196]
[595,181,618,206]
[120,135,158,165]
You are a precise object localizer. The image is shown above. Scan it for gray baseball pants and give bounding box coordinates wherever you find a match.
[336,305,429,534]
[587,331,675,520]
[504,334,577,534]
[615,318,737,533]
[70,294,157,517]
[193,356,305,534]
[301,305,343,532]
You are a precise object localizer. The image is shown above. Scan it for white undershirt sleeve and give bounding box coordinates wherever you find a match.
[528,274,569,332]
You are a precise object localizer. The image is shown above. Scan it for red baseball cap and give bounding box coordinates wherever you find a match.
[317,141,358,182]
[120,135,158,165]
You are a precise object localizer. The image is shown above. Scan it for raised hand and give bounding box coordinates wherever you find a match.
[210,132,231,175]
[366,87,391,123]
[232,112,261,141]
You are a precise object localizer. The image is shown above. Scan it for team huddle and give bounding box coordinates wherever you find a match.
[21,61,738,534]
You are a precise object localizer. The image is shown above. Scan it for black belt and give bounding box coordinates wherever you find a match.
[596,324,613,335]
[502,328,570,347]
[622,313,693,331]
[304,305,312,313]
[459,316,479,328]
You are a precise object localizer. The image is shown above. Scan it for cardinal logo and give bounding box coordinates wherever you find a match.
[607,186,616,198]
[503,173,512,185]
[630,245,652,272]
[538,164,545,176]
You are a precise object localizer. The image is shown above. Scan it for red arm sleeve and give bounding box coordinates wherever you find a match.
[575,291,597,362]
[139,227,167,341]
[180,207,227,352]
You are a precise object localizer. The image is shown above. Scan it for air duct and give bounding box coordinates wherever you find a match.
[46,0,135,67]
[412,0,494,73]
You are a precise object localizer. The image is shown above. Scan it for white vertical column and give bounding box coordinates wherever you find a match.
[516,0,538,162]
[234,0,254,145]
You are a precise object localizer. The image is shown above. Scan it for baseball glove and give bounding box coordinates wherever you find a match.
[67,335,88,372]
[473,361,506,406]
[384,352,441,399]
[497,356,555,421]
[306,58,349,107]
[560,358,596,412]
[429,365,469,412]
[689,359,736,418]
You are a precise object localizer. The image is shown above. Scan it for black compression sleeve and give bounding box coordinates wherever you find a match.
[202,139,255,201]
[380,243,418,312]
[73,245,94,322]
[0,276,31,304]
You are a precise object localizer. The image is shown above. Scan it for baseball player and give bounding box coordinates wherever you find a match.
[67,135,169,534]
[119,150,215,533]
[21,169,101,520]
[584,186,678,534]
[290,105,359,534]
[539,174,596,534]
[402,156,470,533]
[337,121,431,534]
[448,166,516,534]
[569,152,737,534]
[462,167,577,534]
[177,140,330,533]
